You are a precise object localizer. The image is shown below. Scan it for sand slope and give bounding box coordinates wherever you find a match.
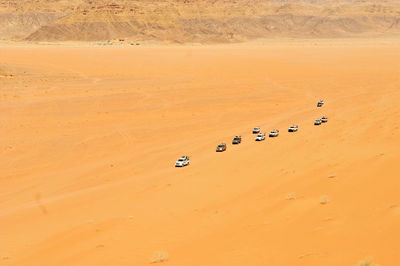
[1,39,400,265]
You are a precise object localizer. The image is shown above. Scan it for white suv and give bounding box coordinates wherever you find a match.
[269,129,279,137]
[255,133,266,141]
[175,156,190,167]
[288,125,298,132]
[314,119,322,125]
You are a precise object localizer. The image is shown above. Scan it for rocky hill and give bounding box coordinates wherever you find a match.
[1,0,399,43]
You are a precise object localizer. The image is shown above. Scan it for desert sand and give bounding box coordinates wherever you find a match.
[1,39,400,265]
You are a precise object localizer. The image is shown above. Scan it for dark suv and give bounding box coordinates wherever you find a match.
[216,143,227,152]
[232,136,242,144]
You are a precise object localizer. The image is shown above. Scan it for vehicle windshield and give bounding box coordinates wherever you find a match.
[254,128,259,130]
[257,134,263,137]
[178,158,184,161]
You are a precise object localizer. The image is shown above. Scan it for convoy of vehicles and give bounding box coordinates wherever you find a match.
[176,100,328,167]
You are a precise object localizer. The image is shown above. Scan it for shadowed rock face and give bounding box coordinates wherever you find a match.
[1,0,400,42]
[0,12,65,40]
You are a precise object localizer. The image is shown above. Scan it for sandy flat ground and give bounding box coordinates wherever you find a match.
[1,39,400,265]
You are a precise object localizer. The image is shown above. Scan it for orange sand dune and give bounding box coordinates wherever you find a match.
[1,39,400,265]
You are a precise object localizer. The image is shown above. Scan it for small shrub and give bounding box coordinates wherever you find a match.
[355,257,380,266]
[320,195,329,204]
[286,193,296,200]
[150,251,168,263]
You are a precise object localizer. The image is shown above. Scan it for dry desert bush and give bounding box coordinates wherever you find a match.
[355,257,380,266]
[286,193,296,200]
[320,195,329,205]
[150,251,169,264]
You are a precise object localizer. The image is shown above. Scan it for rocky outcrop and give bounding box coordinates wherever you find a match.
[0,0,399,42]
[0,12,64,40]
